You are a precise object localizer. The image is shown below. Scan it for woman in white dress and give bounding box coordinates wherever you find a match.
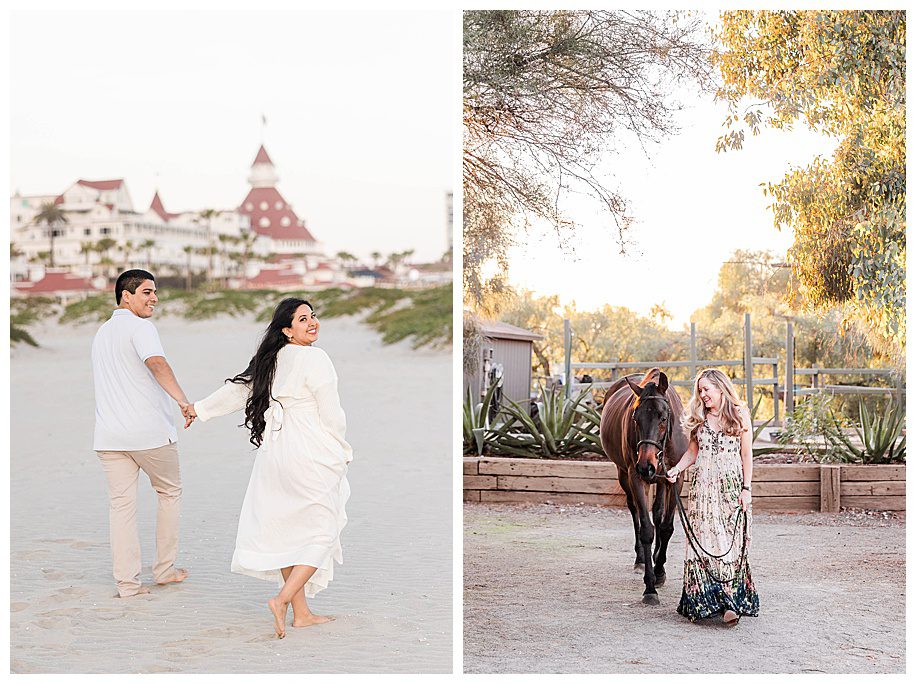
[186,298,352,638]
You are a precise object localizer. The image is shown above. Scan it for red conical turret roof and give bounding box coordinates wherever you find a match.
[252,145,273,166]
[150,191,180,222]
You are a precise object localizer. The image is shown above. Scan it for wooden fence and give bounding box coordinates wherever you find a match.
[562,315,904,423]
[464,457,905,512]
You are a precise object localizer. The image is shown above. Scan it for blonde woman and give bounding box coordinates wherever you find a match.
[665,368,759,625]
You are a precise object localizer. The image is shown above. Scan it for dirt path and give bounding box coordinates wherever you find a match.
[464,503,904,674]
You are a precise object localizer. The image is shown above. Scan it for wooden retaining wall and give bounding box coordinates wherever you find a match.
[464,457,905,512]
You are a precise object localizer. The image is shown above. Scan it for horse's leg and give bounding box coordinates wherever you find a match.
[630,470,658,605]
[653,482,676,588]
[619,473,644,571]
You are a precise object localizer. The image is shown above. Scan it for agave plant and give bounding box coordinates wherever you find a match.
[487,385,603,458]
[829,399,906,464]
[463,382,502,455]
[750,396,782,457]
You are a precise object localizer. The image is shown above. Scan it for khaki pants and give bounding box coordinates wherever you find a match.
[97,443,181,597]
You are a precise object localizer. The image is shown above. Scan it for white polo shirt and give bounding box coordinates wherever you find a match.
[92,308,178,451]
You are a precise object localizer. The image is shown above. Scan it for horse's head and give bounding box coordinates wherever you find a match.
[626,372,671,483]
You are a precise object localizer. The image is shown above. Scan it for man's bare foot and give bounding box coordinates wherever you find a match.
[292,614,335,628]
[268,597,288,638]
[156,568,189,585]
[117,585,151,598]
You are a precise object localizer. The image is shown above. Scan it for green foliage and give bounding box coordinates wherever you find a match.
[463,382,502,455]
[35,285,450,351]
[486,386,603,458]
[365,284,452,349]
[777,394,849,462]
[829,400,906,464]
[10,296,58,347]
[180,289,272,320]
[713,10,906,350]
[59,294,114,324]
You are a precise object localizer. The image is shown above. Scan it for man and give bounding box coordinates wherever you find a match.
[92,269,194,597]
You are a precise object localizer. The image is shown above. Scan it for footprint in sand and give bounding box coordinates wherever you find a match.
[55,587,89,598]
[17,550,51,560]
[245,633,276,644]
[200,626,247,638]
[68,541,101,550]
[32,617,71,630]
[37,607,82,618]
[41,569,66,580]
[11,602,30,612]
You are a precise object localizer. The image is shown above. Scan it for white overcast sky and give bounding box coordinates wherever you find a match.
[10,9,455,263]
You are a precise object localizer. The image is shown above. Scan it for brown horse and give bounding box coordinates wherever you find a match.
[599,368,687,604]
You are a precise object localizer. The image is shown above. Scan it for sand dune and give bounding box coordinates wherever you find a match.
[10,313,452,673]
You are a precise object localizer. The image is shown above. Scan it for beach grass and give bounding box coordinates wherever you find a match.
[15,283,452,350]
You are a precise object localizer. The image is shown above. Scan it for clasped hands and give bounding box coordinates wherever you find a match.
[179,402,198,429]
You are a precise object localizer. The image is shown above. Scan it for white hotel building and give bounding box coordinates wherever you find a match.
[11,144,327,286]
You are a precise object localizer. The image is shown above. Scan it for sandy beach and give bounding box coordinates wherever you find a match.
[10,313,452,673]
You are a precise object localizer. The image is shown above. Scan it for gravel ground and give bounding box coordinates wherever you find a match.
[464,503,905,674]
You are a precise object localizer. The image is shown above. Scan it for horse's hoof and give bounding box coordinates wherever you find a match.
[642,593,660,606]
[634,563,645,573]
[654,573,666,587]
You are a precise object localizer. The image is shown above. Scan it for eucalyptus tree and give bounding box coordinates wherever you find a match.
[463,10,712,303]
[712,10,905,354]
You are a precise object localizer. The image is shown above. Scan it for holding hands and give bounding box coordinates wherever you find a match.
[180,402,198,429]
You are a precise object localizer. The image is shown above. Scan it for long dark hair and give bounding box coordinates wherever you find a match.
[229,297,312,447]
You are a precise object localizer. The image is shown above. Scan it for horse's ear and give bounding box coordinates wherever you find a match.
[625,376,641,396]
[657,372,669,395]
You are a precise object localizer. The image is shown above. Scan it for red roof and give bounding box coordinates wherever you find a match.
[239,187,317,242]
[244,267,305,289]
[149,191,180,222]
[77,179,124,191]
[252,145,273,166]
[13,270,99,295]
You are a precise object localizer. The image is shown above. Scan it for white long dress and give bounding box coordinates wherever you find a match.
[195,344,352,597]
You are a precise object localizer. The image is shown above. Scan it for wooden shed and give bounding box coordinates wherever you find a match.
[465,319,543,407]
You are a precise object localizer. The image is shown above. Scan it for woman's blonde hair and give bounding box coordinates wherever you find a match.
[681,368,748,438]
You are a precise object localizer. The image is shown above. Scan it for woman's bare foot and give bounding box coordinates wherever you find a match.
[292,614,335,628]
[723,609,739,626]
[268,597,288,638]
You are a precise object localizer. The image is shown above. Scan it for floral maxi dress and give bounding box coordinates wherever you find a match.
[677,418,759,621]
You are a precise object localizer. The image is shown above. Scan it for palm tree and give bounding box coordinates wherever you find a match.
[183,245,194,290]
[238,231,259,281]
[336,251,358,270]
[198,209,219,284]
[370,250,382,268]
[31,202,69,268]
[139,239,156,268]
[217,233,239,287]
[95,238,117,279]
[79,241,95,274]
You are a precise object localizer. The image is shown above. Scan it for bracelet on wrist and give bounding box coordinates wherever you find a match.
[741,485,751,491]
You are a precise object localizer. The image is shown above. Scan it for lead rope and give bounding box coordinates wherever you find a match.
[656,449,750,587]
